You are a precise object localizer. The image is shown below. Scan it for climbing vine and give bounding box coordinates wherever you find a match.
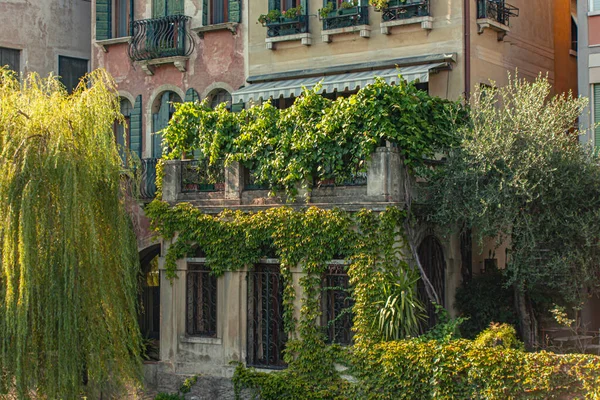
[161,78,467,197]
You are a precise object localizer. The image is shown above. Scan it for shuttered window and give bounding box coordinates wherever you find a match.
[202,0,241,24]
[594,84,600,147]
[0,47,20,73]
[152,0,184,17]
[58,56,88,93]
[592,0,600,12]
[96,0,133,40]
[130,95,143,159]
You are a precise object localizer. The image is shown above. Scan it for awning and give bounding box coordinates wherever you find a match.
[232,62,448,104]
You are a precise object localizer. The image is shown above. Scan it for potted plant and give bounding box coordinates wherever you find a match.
[283,5,303,20]
[369,0,390,10]
[338,0,359,15]
[258,9,282,25]
[319,2,335,18]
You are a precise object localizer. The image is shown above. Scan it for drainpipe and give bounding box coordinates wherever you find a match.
[464,0,472,99]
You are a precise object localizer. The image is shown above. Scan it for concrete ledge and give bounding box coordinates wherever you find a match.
[179,336,223,345]
[134,56,189,76]
[380,16,433,34]
[265,33,312,50]
[95,36,131,52]
[322,24,371,43]
[192,22,238,37]
[476,18,510,41]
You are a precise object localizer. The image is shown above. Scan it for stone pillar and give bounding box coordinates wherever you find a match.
[367,146,403,202]
[225,161,243,200]
[161,160,181,202]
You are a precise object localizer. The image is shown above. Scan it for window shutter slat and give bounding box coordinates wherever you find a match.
[202,0,208,25]
[130,95,143,159]
[594,85,600,147]
[96,0,112,40]
[229,0,241,23]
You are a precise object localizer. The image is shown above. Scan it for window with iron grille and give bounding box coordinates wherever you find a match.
[247,264,287,368]
[186,264,217,337]
[0,47,20,73]
[417,235,446,328]
[322,264,354,345]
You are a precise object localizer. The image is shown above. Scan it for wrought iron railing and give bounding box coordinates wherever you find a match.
[128,15,195,62]
[381,0,430,22]
[322,264,354,345]
[247,265,287,369]
[181,159,225,193]
[140,158,158,200]
[321,5,369,31]
[476,0,519,27]
[186,264,218,337]
[266,14,309,37]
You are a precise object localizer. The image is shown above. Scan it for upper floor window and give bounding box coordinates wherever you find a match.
[152,0,184,17]
[58,56,88,93]
[591,0,600,12]
[95,0,133,40]
[0,47,20,74]
[203,0,241,25]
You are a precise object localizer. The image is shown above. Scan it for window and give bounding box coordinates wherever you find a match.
[114,0,131,37]
[186,264,217,337]
[247,264,287,368]
[322,264,354,345]
[115,98,132,162]
[209,89,232,109]
[58,56,88,93]
[152,0,184,17]
[152,91,182,158]
[591,0,600,12]
[0,47,20,73]
[571,16,578,52]
[203,0,241,25]
[95,0,133,40]
[417,235,446,328]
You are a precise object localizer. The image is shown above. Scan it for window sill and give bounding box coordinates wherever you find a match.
[95,36,132,52]
[265,33,312,50]
[192,22,238,37]
[589,11,600,17]
[321,24,371,43]
[476,18,510,41]
[570,49,578,57]
[380,15,433,34]
[134,56,189,76]
[179,335,222,345]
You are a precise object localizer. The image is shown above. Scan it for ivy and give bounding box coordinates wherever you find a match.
[161,79,467,197]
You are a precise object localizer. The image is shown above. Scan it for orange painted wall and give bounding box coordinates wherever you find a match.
[553,0,578,96]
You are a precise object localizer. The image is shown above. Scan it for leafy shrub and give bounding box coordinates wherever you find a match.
[455,268,519,339]
[474,323,524,350]
[154,393,184,400]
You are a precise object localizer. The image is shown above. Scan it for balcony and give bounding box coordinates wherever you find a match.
[476,0,519,40]
[127,15,195,75]
[320,5,370,43]
[379,0,433,34]
[265,15,311,49]
[181,159,225,193]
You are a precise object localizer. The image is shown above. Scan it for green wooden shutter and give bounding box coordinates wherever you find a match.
[269,0,280,11]
[300,0,307,13]
[96,0,111,40]
[185,88,200,103]
[168,0,184,16]
[231,102,244,112]
[594,85,600,147]
[152,0,166,18]
[130,95,143,159]
[229,0,241,23]
[152,92,171,158]
[202,0,208,25]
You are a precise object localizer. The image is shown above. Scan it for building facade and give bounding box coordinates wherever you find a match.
[90,0,577,391]
[0,0,91,91]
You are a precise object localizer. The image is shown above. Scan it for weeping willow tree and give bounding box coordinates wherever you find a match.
[0,68,142,398]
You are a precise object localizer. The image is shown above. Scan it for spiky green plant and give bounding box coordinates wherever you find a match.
[0,68,142,398]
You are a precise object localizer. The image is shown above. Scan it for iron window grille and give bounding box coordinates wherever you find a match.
[322,264,354,345]
[247,265,287,368]
[476,0,519,27]
[417,235,446,328]
[321,4,369,31]
[381,0,430,22]
[186,264,218,337]
[181,159,226,192]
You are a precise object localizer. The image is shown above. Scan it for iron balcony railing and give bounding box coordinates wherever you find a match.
[381,0,430,22]
[476,0,519,27]
[128,14,195,62]
[266,14,309,38]
[321,5,369,31]
[140,158,158,200]
[181,159,225,193]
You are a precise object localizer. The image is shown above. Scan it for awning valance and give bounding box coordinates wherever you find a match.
[232,62,448,104]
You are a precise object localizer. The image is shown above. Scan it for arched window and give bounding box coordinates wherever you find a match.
[151,91,182,158]
[114,97,133,162]
[208,89,232,109]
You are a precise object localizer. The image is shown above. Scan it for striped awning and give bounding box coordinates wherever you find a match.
[232,63,448,104]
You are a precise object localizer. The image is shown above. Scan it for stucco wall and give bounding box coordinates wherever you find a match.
[0,0,91,76]
[91,0,246,158]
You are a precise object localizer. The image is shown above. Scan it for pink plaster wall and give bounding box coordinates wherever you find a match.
[589,15,600,46]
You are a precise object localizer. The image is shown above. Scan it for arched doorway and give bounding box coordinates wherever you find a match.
[417,235,446,327]
[151,91,182,158]
[139,244,161,360]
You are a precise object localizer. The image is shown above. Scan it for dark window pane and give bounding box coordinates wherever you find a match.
[322,264,354,345]
[58,56,88,93]
[211,0,227,24]
[0,47,20,73]
[186,264,218,337]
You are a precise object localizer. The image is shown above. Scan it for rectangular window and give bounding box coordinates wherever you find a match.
[0,47,20,73]
[58,56,88,93]
[247,264,287,368]
[592,0,600,12]
[322,264,354,345]
[115,0,130,37]
[186,264,218,337]
[211,0,228,24]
